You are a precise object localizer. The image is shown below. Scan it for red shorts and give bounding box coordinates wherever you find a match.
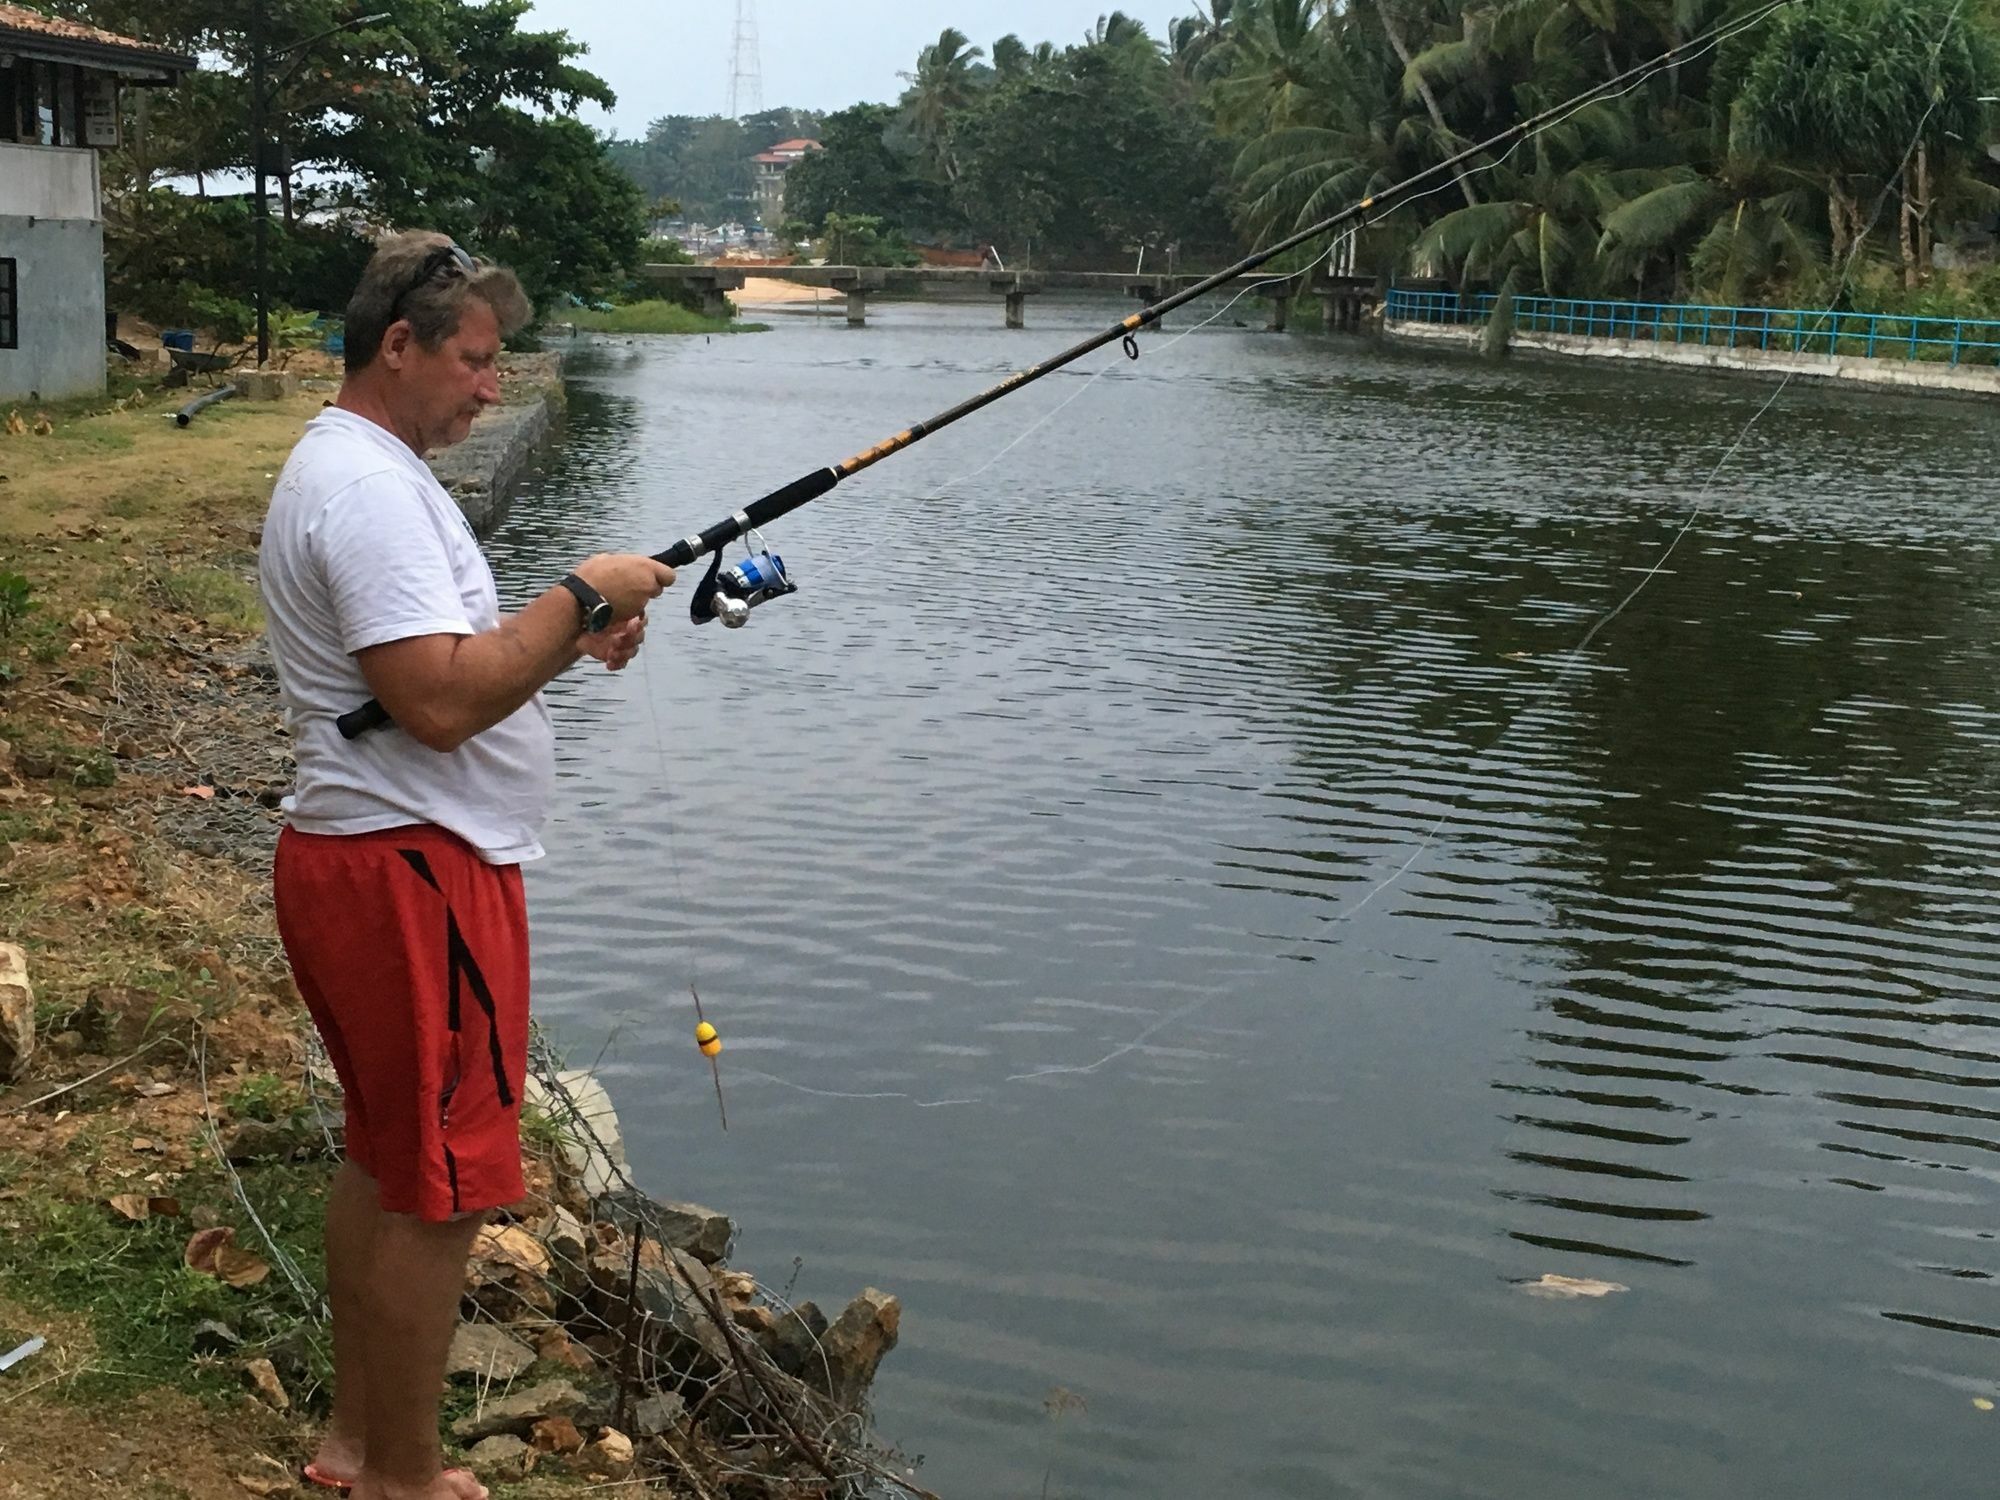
[274,823,529,1221]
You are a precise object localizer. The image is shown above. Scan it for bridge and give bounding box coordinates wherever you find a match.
[639,262,1378,332]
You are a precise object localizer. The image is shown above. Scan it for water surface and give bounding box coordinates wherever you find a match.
[488,300,2000,1499]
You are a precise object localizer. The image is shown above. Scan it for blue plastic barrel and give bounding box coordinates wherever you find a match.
[162,329,195,352]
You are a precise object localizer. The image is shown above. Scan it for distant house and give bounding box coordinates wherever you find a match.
[751,137,819,227]
[0,6,193,403]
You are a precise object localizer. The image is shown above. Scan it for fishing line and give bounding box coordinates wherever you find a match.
[571,0,1914,1114]
[1020,0,1982,1091]
[825,0,1969,1103]
[632,0,1835,1113]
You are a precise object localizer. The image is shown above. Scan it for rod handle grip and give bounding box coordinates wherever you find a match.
[336,698,392,740]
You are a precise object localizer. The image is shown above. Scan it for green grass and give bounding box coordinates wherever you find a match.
[157,566,264,633]
[0,1152,334,1404]
[567,300,767,335]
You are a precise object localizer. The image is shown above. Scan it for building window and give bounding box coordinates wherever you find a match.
[0,261,16,352]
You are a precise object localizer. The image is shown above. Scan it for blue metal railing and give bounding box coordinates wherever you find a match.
[1383,289,2000,367]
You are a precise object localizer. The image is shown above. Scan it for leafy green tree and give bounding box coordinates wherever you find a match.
[900,27,986,182]
[781,104,950,236]
[1731,0,2000,281]
[951,46,1234,266]
[69,0,646,309]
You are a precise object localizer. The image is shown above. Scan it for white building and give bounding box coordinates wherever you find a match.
[751,137,819,227]
[0,6,192,403]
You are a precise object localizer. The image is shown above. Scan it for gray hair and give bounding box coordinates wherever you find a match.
[343,231,533,374]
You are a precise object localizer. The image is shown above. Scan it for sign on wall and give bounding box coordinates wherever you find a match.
[82,74,118,149]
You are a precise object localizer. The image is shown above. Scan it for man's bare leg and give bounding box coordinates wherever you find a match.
[308,1160,380,1486]
[348,1209,491,1500]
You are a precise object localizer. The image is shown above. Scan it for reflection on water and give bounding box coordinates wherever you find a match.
[485,302,2000,1499]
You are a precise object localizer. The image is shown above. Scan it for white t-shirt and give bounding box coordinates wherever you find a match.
[259,407,554,864]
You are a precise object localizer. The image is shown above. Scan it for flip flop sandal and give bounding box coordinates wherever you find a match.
[301,1463,480,1497]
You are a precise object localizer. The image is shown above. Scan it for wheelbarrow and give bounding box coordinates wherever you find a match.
[163,346,241,389]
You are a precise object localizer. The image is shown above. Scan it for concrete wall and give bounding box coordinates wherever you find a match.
[1386,318,2000,401]
[0,215,107,404]
[0,143,99,220]
[0,142,107,405]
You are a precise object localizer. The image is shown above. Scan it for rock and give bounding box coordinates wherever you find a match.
[820,1289,901,1407]
[192,1319,242,1356]
[534,1325,597,1372]
[733,1304,778,1340]
[241,1357,289,1411]
[448,1378,589,1444]
[446,1322,537,1383]
[14,749,57,780]
[540,1206,588,1281]
[579,1428,634,1478]
[81,985,194,1051]
[631,1391,686,1439]
[234,370,298,402]
[530,1415,585,1454]
[221,1120,296,1163]
[594,1188,734,1266]
[464,1222,556,1317]
[464,1434,536,1481]
[767,1301,828,1381]
[0,943,31,1082]
[523,1068,628,1197]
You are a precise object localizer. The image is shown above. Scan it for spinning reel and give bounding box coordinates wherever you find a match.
[690,528,797,628]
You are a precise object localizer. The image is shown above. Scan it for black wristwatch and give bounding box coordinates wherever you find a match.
[558,572,613,634]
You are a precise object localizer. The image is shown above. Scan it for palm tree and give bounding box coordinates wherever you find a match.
[1170,0,1238,83]
[1206,0,1336,138]
[1409,94,1666,294]
[1373,0,1481,207]
[899,28,985,182]
[992,33,1032,80]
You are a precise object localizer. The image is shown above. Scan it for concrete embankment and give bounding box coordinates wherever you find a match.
[1386,318,2000,400]
[428,349,566,530]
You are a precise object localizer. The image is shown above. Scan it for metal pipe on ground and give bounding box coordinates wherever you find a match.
[175,385,238,428]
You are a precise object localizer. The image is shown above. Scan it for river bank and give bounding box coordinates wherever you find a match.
[1384,314,2000,400]
[0,357,911,1498]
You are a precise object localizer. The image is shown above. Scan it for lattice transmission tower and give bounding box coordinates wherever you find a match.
[726,0,762,120]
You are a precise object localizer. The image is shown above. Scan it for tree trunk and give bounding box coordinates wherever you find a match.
[1898,170,1917,289]
[1373,0,1479,209]
[1828,181,1848,265]
[279,138,295,227]
[1915,141,1933,278]
[130,88,154,197]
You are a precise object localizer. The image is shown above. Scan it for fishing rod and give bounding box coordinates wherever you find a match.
[335,3,1784,742]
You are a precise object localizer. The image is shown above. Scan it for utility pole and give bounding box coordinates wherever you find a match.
[251,0,268,364]
[727,0,761,119]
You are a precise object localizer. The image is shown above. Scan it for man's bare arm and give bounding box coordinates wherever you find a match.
[356,553,673,752]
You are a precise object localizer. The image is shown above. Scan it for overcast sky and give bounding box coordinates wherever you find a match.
[524,0,1195,136]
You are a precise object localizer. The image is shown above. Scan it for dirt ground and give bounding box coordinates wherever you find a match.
[0,373,620,1500]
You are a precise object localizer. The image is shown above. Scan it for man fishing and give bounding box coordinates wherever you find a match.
[258,231,676,1500]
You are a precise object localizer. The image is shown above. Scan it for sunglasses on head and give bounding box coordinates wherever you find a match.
[388,241,477,323]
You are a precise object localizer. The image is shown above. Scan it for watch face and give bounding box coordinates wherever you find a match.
[588,602,613,633]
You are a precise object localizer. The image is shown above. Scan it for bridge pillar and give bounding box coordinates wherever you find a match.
[700,284,732,321]
[1005,290,1027,328]
[1268,294,1290,333]
[845,289,868,327]
[1321,290,1364,332]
